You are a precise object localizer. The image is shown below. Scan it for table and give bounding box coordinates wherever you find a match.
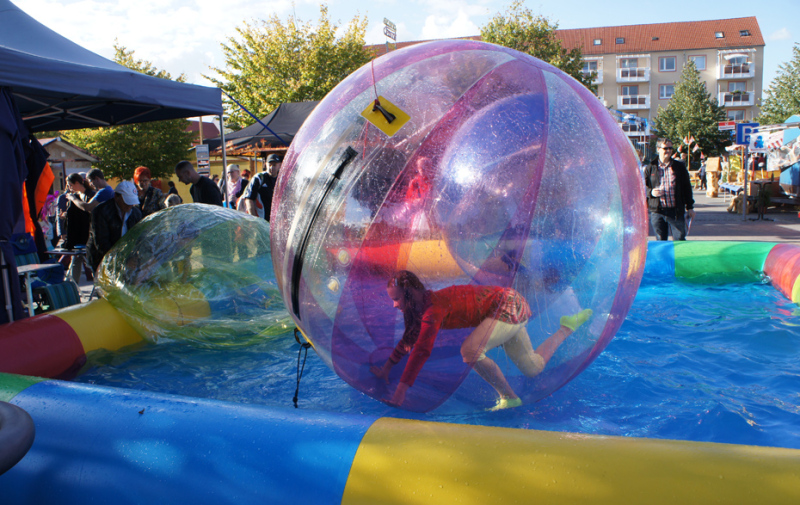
[749,181,774,221]
[17,263,61,316]
[44,248,87,258]
[44,248,89,283]
[718,182,742,202]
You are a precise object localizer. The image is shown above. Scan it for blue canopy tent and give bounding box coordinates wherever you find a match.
[0,0,223,323]
[204,101,320,156]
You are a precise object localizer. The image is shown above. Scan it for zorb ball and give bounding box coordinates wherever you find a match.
[272,40,647,412]
[98,204,288,346]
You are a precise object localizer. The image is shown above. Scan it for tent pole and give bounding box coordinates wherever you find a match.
[219,114,229,207]
[1,247,14,322]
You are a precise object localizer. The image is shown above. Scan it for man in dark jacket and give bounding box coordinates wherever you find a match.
[175,160,223,206]
[644,138,696,241]
[87,181,143,271]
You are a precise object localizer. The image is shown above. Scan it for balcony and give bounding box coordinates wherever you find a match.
[620,122,650,137]
[718,63,755,80]
[582,70,603,85]
[616,67,650,83]
[581,63,603,85]
[617,95,650,110]
[719,91,755,107]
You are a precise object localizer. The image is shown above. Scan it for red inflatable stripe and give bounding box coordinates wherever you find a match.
[763,244,800,302]
[0,314,86,378]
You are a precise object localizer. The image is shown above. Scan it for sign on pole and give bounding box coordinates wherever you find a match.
[383,18,396,41]
[749,132,768,153]
[718,120,736,131]
[735,122,759,146]
[195,144,210,174]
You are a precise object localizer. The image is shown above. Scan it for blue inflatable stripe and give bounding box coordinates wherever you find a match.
[2,380,378,504]
[642,241,675,280]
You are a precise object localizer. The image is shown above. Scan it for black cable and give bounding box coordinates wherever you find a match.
[293,328,312,408]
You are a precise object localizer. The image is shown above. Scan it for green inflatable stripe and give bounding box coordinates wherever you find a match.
[0,373,46,402]
[673,241,777,279]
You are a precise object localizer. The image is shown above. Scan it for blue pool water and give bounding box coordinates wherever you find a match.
[74,279,800,449]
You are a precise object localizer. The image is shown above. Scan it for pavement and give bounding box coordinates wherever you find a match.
[73,191,800,303]
[667,190,800,244]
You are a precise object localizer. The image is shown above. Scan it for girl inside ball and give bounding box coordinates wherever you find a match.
[371,270,592,410]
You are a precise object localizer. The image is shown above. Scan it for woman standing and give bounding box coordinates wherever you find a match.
[371,270,592,411]
[63,173,95,282]
[220,164,246,209]
[134,166,164,217]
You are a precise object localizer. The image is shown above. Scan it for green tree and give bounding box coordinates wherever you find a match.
[207,5,373,128]
[757,43,800,125]
[652,61,730,158]
[64,44,195,180]
[480,1,595,91]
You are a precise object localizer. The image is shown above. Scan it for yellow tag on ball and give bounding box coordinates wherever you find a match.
[361,96,410,137]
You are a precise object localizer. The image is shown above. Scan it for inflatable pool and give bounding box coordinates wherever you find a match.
[2,240,800,503]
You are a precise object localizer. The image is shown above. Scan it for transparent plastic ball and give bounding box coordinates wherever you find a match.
[97,204,288,345]
[271,40,647,412]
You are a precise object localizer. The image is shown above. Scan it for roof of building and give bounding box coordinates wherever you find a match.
[186,120,220,145]
[368,17,763,58]
[556,17,764,55]
[38,137,99,162]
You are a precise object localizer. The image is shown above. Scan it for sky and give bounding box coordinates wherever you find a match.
[16,0,797,92]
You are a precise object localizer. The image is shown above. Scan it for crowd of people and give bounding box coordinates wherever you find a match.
[48,154,283,286]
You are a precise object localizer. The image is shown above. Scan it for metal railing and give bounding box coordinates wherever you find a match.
[616,67,650,82]
[617,95,650,109]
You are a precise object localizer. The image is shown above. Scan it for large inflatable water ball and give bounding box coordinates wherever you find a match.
[271,40,648,412]
[98,204,289,346]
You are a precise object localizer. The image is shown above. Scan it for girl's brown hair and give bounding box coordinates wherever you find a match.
[388,270,427,343]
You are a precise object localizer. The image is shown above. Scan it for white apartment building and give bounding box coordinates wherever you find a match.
[557,17,765,142]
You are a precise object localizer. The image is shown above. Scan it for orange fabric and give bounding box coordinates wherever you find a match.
[22,161,55,236]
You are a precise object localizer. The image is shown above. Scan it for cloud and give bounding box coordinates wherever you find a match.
[420,9,481,40]
[768,28,791,41]
[16,0,295,85]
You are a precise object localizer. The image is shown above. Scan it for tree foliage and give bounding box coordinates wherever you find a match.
[652,61,730,157]
[207,6,373,128]
[64,44,194,181]
[757,43,800,125]
[480,1,595,91]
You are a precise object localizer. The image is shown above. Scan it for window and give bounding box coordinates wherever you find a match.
[620,58,638,68]
[652,36,659,41]
[582,60,598,74]
[728,81,746,92]
[715,31,725,38]
[728,55,748,66]
[689,55,706,70]
[740,30,751,37]
[621,85,644,106]
[728,110,745,121]
[621,85,639,96]
[616,37,625,44]
[659,84,675,99]
[659,56,676,72]
[593,38,602,46]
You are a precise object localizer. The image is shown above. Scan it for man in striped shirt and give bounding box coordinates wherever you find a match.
[644,138,696,240]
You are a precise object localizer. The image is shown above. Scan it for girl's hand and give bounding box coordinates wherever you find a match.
[370,360,393,383]
[370,365,389,383]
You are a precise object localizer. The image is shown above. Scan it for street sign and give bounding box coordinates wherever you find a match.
[718,120,736,131]
[383,18,396,41]
[735,122,759,146]
[195,144,210,171]
[749,132,768,153]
